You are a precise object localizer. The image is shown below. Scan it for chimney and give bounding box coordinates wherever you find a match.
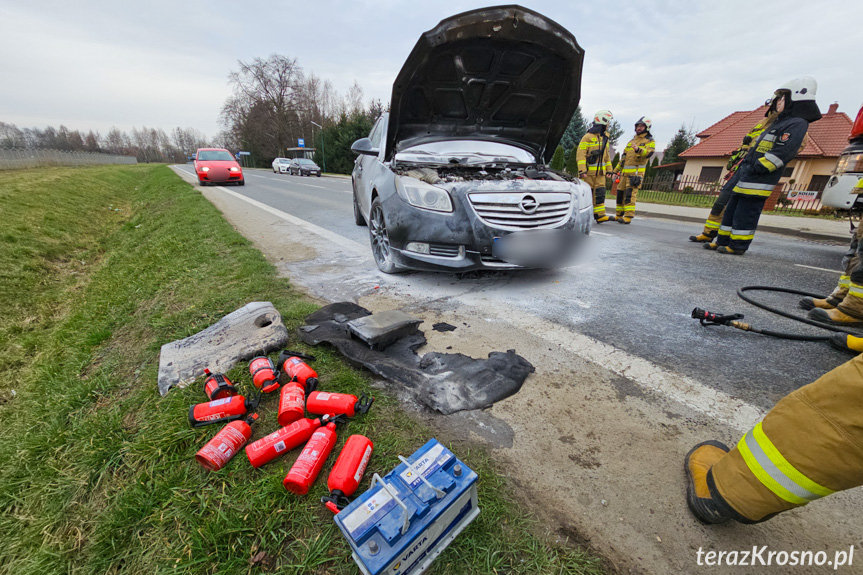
[828,102,839,115]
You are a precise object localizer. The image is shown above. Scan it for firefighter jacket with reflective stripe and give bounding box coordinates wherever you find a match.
[619,133,655,175]
[732,115,809,197]
[576,131,612,175]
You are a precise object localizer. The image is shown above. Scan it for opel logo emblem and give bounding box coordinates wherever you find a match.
[519,195,539,214]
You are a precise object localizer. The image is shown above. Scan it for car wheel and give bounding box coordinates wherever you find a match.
[316,173,321,177]
[353,188,367,227]
[238,179,245,186]
[369,197,400,273]
[198,179,206,186]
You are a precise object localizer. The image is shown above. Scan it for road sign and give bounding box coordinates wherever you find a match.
[238,151,251,156]
[298,138,305,148]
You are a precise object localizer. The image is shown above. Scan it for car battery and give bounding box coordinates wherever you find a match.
[334,439,479,575]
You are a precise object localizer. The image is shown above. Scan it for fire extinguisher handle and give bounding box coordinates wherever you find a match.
[262,382,280,394]
[278,349,316,363]
[354,393,375,415]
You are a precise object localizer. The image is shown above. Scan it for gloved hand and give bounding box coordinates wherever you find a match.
[752,160,772,176]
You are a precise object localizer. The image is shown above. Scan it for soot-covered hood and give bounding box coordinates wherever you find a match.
[386,5,583,164]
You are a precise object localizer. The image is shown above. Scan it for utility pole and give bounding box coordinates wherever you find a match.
[310,121,326,173]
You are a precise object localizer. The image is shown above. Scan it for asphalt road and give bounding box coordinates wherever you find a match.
[176,166,851,410]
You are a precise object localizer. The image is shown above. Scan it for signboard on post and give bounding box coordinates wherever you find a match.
[298,138,305,148]
[238,151,251,156]
[787,190,819,201]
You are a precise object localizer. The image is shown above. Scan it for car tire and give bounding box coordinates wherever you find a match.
[369,197,400,273]
[353,188,367,227]
[316,173,321,177]
[198,180,206,186]
[238,179,245,186]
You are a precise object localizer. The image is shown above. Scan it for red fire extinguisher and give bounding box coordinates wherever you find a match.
[195,413,259,471]
[249,355,280,393]
[244,416,325,468]
[306,391,374,418]
[188,392,260,428]
[283,416,345,495]
[202,368,238,401]
[278,350,319,388]
[321,435,374,513]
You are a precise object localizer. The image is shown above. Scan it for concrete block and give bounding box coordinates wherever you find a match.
[347,310,422,350]
[157,301,289,396]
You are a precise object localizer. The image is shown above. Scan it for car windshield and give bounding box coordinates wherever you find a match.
[198,150,235,161]
[298,159,317,165]
[278,159,290,164]
[396,140,535,165]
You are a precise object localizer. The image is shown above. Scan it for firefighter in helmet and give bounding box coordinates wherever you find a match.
[705,77,821,255]
[614,117,655,224]
[577,110,615,223]
[685,352,863,525]
[689,101,778,243]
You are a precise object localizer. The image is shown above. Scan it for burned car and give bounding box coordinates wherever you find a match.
[351,5,592,273]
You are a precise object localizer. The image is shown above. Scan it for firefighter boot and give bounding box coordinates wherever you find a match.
[798,297,837,311]
[703,242,719,251]
[808,308,863,326]
[595,215,616,223]
[715,246,746,255]
[689,233,715,243]
[619,217,632,224]
[684,440,733,524]
[830,333,863,353]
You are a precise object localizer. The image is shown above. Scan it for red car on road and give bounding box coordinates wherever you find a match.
[194,148,244,186]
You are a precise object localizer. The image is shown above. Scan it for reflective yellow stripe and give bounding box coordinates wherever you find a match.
[751,423,835,499]
[624,206,636,212]
[839,276,850,287]
[730,233,755,241]
[717,229,731,236]
[738,431,809,505]
[733,185,773,197]
[847,284,863,298]
[593,206,604,212]
[759,157,778,172]
[704,220,720,229]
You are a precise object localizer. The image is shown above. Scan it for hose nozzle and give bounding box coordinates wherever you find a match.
[692,307,745,327]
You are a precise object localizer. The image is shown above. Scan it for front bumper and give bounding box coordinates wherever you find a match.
[378,182,592,272]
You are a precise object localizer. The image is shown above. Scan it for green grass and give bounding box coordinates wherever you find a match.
[0,165,604,575]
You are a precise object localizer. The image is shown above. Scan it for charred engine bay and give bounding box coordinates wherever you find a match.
[394,163,570,184]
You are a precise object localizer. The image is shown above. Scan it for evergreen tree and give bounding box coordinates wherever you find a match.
[550,145,565,171]
[662,124,698,164]
[611,152,621,171]
[560,106,589,150]
[607,120,624,148]
[565,147,579,174]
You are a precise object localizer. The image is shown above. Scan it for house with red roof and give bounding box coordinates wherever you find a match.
[679,103,852,192]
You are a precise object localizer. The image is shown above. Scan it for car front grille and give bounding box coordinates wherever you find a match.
[480,254,522,267]
[428,243,460,257]
[467,192,572,230]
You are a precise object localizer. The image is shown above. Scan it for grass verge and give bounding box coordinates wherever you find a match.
[0,165,604,575]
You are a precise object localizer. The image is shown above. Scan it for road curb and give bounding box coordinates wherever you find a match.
[638,211,851,244]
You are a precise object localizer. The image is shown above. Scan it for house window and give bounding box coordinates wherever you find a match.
[782,167,794,178]
[808,175,831,192]
[698,166,722,182]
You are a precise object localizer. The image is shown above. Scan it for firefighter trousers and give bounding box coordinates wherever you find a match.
[615,176,640,219]
[583,173,609,219]
[708,353,863,522]
[823,224,863,318]
[699,173,742,237]
[714,192,766,252]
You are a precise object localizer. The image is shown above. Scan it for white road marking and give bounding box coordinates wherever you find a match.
[794,264,838,274]
[591,231,612,236]
[172,165,765,431]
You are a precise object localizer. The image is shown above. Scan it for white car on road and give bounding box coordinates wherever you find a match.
[272,158,291,174]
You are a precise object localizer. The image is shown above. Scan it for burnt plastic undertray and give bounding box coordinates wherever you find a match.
[299,302,534,415]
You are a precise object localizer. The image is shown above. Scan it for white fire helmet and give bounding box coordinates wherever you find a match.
[778,77,817,102]
[593,109,614,126]
[635,116,652,132]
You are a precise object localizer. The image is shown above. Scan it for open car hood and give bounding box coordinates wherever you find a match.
[386,5,583,164]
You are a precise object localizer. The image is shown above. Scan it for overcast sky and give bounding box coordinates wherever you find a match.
[2,0,861,149]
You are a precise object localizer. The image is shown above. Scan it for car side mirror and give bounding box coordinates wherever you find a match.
[351,138,379,156]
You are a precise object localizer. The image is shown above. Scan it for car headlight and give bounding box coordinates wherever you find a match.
[230,167,239,172]
[395,176,453,212]
[201,166,210,172]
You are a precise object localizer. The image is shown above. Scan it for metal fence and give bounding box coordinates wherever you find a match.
[637,174,833,216]
[0,148,138,170]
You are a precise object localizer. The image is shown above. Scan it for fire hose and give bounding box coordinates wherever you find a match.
[692,285,863,344]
